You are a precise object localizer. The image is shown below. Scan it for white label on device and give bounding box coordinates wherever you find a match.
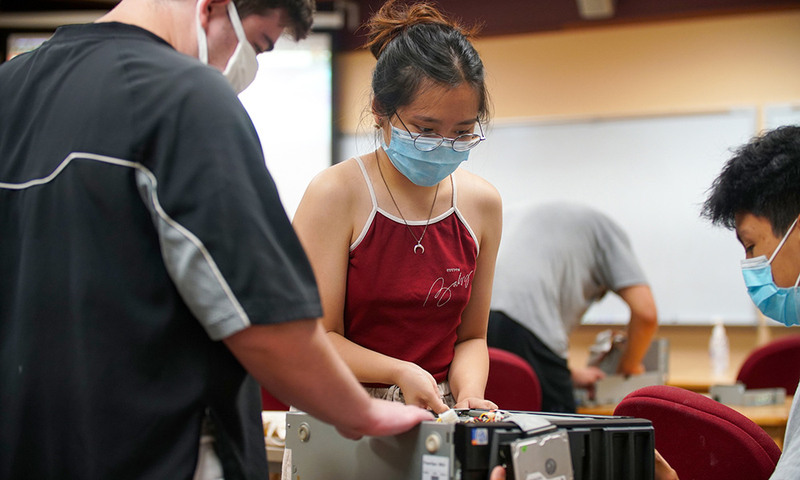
[422,454,449,480]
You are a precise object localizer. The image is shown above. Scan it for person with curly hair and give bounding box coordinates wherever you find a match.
[702,125,800,479]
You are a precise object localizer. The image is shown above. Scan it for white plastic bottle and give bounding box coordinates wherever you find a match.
[709,317,730,381]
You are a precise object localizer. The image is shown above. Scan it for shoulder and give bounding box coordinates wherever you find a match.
[159,63,244,123]
[453,169,502,247]
[123,57,261,187]
[297,158,371,220]
[587,210,633,248]
[100,23,232,100]
[98,26,246,128]
[134,61,256,160]
[454,169,502,216]
[306,158,365,200]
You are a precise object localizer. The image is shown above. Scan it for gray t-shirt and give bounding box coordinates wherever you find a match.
[491,203,647,357]
[771,380,800,479]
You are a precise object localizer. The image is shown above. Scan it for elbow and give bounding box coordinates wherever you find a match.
[635,308,659,331]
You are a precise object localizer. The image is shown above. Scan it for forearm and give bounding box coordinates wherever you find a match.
[617,326,656,374]
[616,285,658,374]
[618,318,657,373]
[325,330,408,386]
[224,320,375,432]
[326,328,449,412]
[448,337,490,403]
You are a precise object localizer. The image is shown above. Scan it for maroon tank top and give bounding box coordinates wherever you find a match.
[345,157,479,386]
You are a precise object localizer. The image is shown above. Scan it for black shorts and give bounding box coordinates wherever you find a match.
[487,310,576,413]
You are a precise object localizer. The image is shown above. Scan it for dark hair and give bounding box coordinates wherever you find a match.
[363,0,490,123]
[702,125,800,236]
[234,0,315,40]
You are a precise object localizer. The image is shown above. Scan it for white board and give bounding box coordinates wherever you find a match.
[341,109,762,325]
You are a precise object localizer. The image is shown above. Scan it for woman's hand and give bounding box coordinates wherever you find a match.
[395,362,449,413]
[455,396,497,410]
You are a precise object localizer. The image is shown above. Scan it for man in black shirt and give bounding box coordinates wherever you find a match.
[0,1,432,478]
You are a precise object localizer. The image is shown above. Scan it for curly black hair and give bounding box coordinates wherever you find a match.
[702,125,800,237]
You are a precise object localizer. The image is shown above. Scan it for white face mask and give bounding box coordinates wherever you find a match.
[196,1,259,94]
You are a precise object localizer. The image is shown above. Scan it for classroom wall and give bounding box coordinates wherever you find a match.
[335,9,800,132]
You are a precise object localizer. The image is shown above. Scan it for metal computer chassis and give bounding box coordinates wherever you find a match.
[285,409,654,480]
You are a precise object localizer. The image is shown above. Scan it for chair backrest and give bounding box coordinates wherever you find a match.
[614,385,781,480]
[484,347,542,411]
[737,334,800,395]
[261,387,290,411]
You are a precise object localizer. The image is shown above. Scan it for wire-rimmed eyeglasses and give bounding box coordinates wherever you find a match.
[395,114,486,152]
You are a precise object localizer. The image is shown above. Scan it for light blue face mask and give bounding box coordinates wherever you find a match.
[381,124,470,187]
[741,216,800,326]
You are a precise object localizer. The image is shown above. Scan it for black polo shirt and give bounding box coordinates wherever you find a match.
[0,22,321,479]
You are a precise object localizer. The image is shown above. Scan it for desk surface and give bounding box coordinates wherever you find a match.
[665,372,740,393]
[577,395,793,447]
[665,378,718,393]
[729,398,793,427]
[577,395,792,422]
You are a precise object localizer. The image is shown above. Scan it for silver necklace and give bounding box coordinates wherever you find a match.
[376,154,439,254]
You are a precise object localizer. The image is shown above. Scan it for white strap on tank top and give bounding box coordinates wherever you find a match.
[351,156,478,254]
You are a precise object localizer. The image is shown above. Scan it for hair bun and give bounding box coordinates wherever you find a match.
[363,0,477,59]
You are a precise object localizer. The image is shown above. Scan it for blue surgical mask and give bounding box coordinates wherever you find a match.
[381,124,469,187]
[741,216,800,326]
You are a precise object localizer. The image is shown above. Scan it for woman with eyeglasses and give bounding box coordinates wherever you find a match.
[292,0,501,413]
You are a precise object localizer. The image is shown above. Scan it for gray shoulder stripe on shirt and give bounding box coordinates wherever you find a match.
[2,151,252,339]
[0,152,141,190]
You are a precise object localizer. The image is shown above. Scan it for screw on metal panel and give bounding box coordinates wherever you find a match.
[425,432,441,453]
[545,458,557,474]
[298,422,311,442]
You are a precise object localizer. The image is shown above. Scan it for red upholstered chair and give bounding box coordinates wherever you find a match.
[614,385,781,480]
[737,334,800,395]
[484,347,542,411]
[261,387,289,411]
